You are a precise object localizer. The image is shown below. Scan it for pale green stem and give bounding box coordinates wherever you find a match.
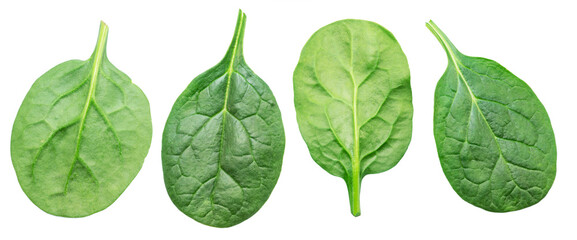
[350,162,361,216]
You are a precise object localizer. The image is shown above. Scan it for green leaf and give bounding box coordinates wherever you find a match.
[293,19,413,216]
[161,10,285,228]
[427,20,556,212]
[11,22,153,217]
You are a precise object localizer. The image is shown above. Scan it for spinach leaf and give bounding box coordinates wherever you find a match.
[293,19,412,216]
[427,20,556,212]
[161,10,285,228]
[11,22,152,217]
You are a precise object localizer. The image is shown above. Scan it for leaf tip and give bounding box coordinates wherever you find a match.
[223,8,247,63]
[236,9,247,26]
[98,21,109,39]
[425,20,437,33]
[91,20,110,60]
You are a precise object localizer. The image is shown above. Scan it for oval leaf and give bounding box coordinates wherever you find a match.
[11,22,153,217]
[161,10,285,228]
[293,19,413,216]
[427,20,556,212]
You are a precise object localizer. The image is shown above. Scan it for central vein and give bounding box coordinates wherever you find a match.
[64,21,108,193]
[211,12,245,206]
[346,25,361,217]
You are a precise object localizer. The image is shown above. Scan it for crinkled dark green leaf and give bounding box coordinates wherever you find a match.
[11,22,152,217]
[294,19,412,216]
[428,20,556,212]
[161,10,285,228]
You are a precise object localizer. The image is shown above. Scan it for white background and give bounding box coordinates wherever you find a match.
[1,0,575,239]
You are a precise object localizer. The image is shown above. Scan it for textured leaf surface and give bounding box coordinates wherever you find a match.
[162,10,285,228]
[293,19,412,216]
[11,22,152,217]
[428,21,556,212]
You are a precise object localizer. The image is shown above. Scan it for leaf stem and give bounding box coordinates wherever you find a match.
[224,9,246,65]
[91,21,109,60]
[426,20,458,62]
[350,166,361,216]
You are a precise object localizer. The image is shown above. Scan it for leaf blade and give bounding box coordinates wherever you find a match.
[428,20,556,212]
[11,22,152,217]
[162,10,285,228]
[294,19,412,216]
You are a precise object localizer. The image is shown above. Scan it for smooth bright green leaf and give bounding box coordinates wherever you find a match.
[11,22,152,217]
[427,20,556,212]
[162,10,285,228]
[294,19,413,216]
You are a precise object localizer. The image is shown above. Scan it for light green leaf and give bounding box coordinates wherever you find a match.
[11,22,152,217]
[294,19,413,216]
